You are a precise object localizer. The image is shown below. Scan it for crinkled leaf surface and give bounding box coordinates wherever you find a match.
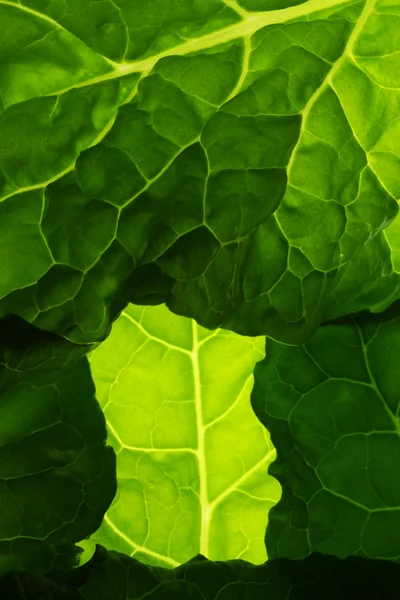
[0,331,116,576]
[252,300,400,561]
[87,304,279,567]
[0,0,399,346]
[325,213,400,320]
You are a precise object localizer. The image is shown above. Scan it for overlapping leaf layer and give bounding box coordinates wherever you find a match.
[2,0,400,594]
[1,0,399,346]
[0,319,116,575]
[253,300,400,561]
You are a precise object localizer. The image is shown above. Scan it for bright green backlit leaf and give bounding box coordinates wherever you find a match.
[252,300,400,561]
[3,0,400,588]
[1,0,399,347]
[88,304,279,567]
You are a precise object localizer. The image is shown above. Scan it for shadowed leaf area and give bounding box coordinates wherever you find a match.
[1,547,399,599]
[0,317,116,575]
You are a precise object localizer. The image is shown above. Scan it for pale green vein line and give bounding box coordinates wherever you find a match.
[0,0,356,205]
[238,489,278,502]
[109,0,130,62]
[222,0,249,18]
[103,515,180,567]
[1,0,356,87]
[302,345,331,380]
[104,418,125,448]
[105,339,149,409]
[0,0,119,67]
[0,163,74,203]
[119,136,201,210]
[41,69,127,98]
[312,485,400,513]
[122,311,192,356]
[356,323,400,436]
[209,449,276,509]
[225,34,252,102]
[0,81,140,204]
[286,0,375,181]
[197,330,221,347]
[354,50,400,60]
[114,0,355,76]
[122,447,197,453]
[204,373,254,430]
[352,55,400,91]
[0,1,70,31]
[191,321,210,557]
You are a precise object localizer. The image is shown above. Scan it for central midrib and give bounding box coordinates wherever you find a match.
[115,0,357,76]
[191,321,210,557]
[1,0,358,91]
[0,0,359,205]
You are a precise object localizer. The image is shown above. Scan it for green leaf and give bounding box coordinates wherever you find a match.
[324,214,400,320]
[252,300,400,561]
[2,546,400,600]
[0,324,116,575]
[87,304,279,567]
[1,0,399,345]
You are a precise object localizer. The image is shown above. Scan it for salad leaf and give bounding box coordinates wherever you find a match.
[2,0,400,596]
[87,304,280,566]
[2,546,400,600]
[325,214,400,320]
[1,0,399,347]
[252,300,400,561]
[0,320,116,575]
